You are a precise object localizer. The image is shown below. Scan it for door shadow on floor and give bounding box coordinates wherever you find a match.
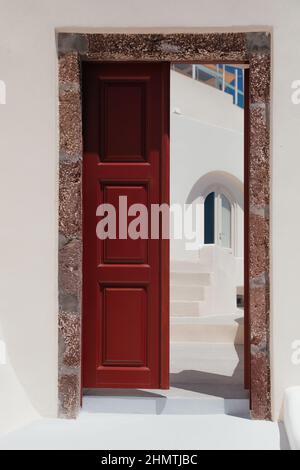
[170,343,248,399]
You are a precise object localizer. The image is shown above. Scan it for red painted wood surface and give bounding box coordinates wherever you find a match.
[82,63,170,389]
[244,68,251,395]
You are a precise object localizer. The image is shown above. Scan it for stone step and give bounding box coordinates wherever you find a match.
[171,259,213,273]
[171,284,205,301]
[170,271,211,286]
[171,300,208,317]
[82,390,249,416]
[171,315,244,344]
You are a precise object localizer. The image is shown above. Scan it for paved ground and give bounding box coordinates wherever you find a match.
[0,410,289,450]
[0,343,289,450]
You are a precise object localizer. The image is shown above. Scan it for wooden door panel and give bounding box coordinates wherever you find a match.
[102,287,147,366]
[82,62,170,389]
[100,80,147,162]
[101,184,149,264]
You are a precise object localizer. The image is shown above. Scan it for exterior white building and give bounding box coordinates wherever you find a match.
[170,69,244,317]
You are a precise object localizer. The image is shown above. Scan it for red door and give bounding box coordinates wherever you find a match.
[82,62,170,389]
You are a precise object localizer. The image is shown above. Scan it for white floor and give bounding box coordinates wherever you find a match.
[0,339,289,450]
[0,408,288,450]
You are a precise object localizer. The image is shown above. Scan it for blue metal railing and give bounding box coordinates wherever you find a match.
[173,64,244,108]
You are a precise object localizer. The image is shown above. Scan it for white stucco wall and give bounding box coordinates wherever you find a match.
[0,0,300,429]
[170,70,244,261]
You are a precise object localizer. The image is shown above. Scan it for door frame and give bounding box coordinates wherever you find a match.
[58,31,271,420]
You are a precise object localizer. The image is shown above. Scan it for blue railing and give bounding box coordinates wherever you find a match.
[173,64,245,109]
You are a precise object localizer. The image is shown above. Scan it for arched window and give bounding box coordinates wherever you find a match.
[204,191,232,249]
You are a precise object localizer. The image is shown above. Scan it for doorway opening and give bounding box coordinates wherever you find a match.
[170,63,248,401]
[81,60,249,408]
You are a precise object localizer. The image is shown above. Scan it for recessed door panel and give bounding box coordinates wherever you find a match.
[99,80,147,162]
[101,184,149,264]
[102,287,147,366]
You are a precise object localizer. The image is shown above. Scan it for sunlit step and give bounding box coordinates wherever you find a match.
[171,284,205,301]
[171,260,213,273]
[171,315,244,344]
[171,300,207,317]
[170,271,211,286]
[82,391,249,416]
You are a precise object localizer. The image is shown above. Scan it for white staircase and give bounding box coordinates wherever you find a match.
[169,257,247,414]
[170,262,213,315]
[170,257,244,344]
